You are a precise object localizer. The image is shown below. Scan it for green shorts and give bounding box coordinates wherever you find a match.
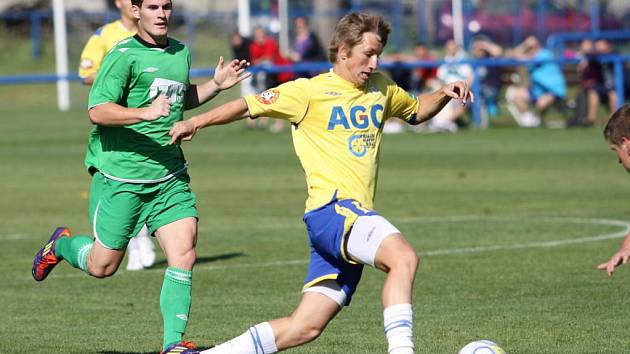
[89,172,198,250]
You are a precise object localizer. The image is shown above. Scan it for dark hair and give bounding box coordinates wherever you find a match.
[131,0,142,6]
[604,104,630,144]
[328,12,391,63]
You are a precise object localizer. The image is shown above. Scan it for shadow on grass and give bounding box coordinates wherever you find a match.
[150,252,245,269]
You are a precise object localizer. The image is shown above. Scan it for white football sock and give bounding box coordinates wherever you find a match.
[384,304,414,354]
[201,322,278,354]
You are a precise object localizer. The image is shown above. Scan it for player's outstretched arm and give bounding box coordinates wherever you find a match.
[597,232,630,277]
[415,80,474,123]
[89,95,171,126]
[185,56,251,110]
[170,98,249,144]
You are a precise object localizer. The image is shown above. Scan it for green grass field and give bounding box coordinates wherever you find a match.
[1,82,630,354]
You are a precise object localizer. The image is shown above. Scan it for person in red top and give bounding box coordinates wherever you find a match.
[248,27,293,132]
[412,42,439,93]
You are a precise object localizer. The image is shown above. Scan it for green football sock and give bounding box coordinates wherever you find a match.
[54,235,93,273]
[161,266,193,349]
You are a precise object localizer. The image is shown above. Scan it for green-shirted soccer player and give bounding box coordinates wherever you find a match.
[168,12,473,354]
[31,0,250,353]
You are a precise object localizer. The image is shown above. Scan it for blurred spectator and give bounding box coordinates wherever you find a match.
[230,31,252,63]
[382,51,413,134]
[471,35,504,122]
[411,42,439,93]
[505,36,567,127]
[290,16,325,78]
[249,27,293,132]
[428,39,473,132]
[229,31,256,112]
[569,39,618,127]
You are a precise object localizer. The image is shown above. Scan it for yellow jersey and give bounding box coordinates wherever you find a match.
[78,20,135,79]
[244,70,420,211]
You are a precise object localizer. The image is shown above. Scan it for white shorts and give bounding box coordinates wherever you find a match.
[347,214,401,267]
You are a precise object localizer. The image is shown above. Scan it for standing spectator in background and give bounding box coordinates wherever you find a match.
[78,0,156,271]
[229,31,254,96]
[470,35,503,122]
[411,42,439,94]
[230,31,252,64]
[505,36,567,127]
[249,27,292,132]
[289,16,325,78]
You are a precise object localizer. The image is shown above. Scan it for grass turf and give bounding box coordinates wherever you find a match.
[1,83,630,353]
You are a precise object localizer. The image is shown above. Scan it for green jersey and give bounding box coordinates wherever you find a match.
[87,35,191,183]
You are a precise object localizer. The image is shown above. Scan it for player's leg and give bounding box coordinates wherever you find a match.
[126,225,156,271]
[347,214,418,354]
[136,225,156,267]
[32,173,131,280]
[200,284,342,354]
[155,217,197,350]
[150,174,199,351]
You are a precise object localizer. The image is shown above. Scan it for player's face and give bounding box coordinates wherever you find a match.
[610,139,630,174]
[116,0,134,21]
[133,0,172,44]
[339,32,383,86]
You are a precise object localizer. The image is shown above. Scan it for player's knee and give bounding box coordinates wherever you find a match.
[88,264,117,278]
[388,244,419,275]
[294,322,325,344]
[170,248,196,269]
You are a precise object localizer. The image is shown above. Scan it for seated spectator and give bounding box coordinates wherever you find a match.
[428,39,473,133]
[470,35,503,122]
[290,16,325,78]
[505,36,567,127]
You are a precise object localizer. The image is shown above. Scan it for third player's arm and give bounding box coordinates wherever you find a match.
[170,98,250,143]
[184,57,251,110]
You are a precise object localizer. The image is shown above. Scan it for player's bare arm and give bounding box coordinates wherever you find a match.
[184,56,251,110]
[170,98,249,144]
[597,232,630,276]
[89,94,170,126]
[415,80,474,123]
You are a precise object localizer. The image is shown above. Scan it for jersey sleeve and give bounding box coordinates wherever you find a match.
[388,82,420,124]
[78,29,107,79]
[243,78,310,125]
[88,50,130,109]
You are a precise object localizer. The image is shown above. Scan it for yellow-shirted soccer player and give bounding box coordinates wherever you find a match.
[169,12,473,354]
[78,0,157,271]
[78,0,137,85]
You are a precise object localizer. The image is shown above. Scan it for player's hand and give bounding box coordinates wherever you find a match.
[169,119,197,144]
[212,56,251,91]
[143,95,171,121]
[597,248,630,276]
[441,80,474,106]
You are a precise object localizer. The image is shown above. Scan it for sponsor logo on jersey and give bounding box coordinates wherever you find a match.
[149,78,186,104]
[324,91,342,96]
[143,67,159,73]
[348,132,376,157]
[327,104,384,130]
[255,89,280,104]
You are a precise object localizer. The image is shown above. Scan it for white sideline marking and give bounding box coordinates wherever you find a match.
[18,215,630,279]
